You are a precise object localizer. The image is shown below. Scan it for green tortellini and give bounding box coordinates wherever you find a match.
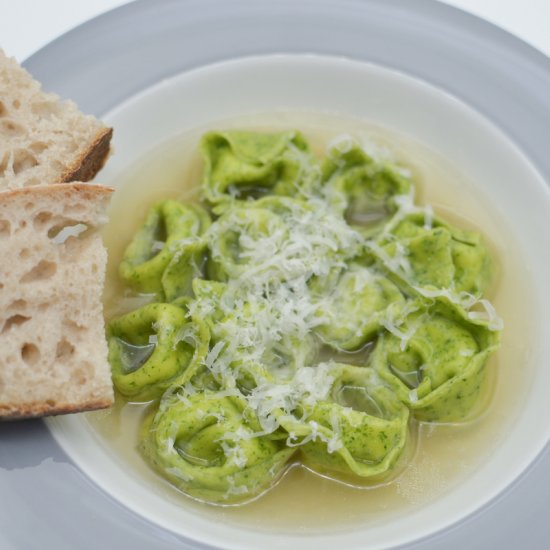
[193,279,316,374]
[282,364,409,478]
[190,278,227,325]
[370,300,499,422]
[108,303,209,401]
[374,212,493,296]
[109,129,502,506]
[207,193,357,284]
[119,200,211,300]
[322,141,411,236]
[140,391,295,504]
[201,130,321,204]
[207,205,288,281]
[313,264,405,351]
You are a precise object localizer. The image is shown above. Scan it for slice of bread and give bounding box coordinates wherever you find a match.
[0,183,115,419]
[0,49,112,191]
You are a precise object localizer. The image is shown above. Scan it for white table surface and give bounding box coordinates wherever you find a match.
[0,0,549,62]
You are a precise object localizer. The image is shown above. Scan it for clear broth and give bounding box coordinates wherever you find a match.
[89,113,535,534]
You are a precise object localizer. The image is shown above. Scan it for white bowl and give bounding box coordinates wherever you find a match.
[47,54,550,549]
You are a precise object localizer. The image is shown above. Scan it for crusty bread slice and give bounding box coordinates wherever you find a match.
[0,183,114,419]
[0,49,112,190]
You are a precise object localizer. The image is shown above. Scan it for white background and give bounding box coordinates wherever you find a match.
[0,0,549,62]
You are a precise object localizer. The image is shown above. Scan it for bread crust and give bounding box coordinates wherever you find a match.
[61,127,113,183]
[0,181,114,204]
[1,49,113,191]
[0,398,114,421]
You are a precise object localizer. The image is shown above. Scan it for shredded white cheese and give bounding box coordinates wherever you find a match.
[468,299,504,331]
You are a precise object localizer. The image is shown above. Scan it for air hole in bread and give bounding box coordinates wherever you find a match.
[21,343,40,365]
[49,159,65,172]
[56,338,75,360]
[63,317,85,332]
[21,260,57,282]
[0,152,9,177]
[0,101,7,117]
[12,99,21,110]
[0,219,10,237]
[91,263,99,275]
[67,141,80,154]
[24,202,35,211]
[2,314,31,333]
[46,399,56,407]
[48,222,89,244]
[33,211,52,229]
[9,299,27,310]
[73,365,90,386]
[19,248,30,259]
[1,119,25,137]
[23,177,40,187]
[13,149,38,175]
[29,141,48,155]
[19,220,27,228]
[47,219,78,237]
[0,282,3,289]
[69,203,87,214]
[31,100,60,119]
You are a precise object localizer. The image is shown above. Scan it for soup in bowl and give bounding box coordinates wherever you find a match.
[47,55,550,549]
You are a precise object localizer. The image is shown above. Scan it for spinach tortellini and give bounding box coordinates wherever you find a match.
[322,140,411,236]
[119,200,211,300]
[374,212,493,296]
[282,364,409,478]
[107,129,502,505]
[141,391,295,503]
[313,264,405,351]
[207,205,289,281]
[108,303,209,401]
[370,301,500,422]
[201,130,321,204]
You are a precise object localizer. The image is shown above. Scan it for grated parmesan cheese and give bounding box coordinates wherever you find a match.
[468,299,504,331]
[176,133,502,458]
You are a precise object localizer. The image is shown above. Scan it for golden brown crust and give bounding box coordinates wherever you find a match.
[0,181,114,207]
[61,127,113,183]
[0,396,114,421]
